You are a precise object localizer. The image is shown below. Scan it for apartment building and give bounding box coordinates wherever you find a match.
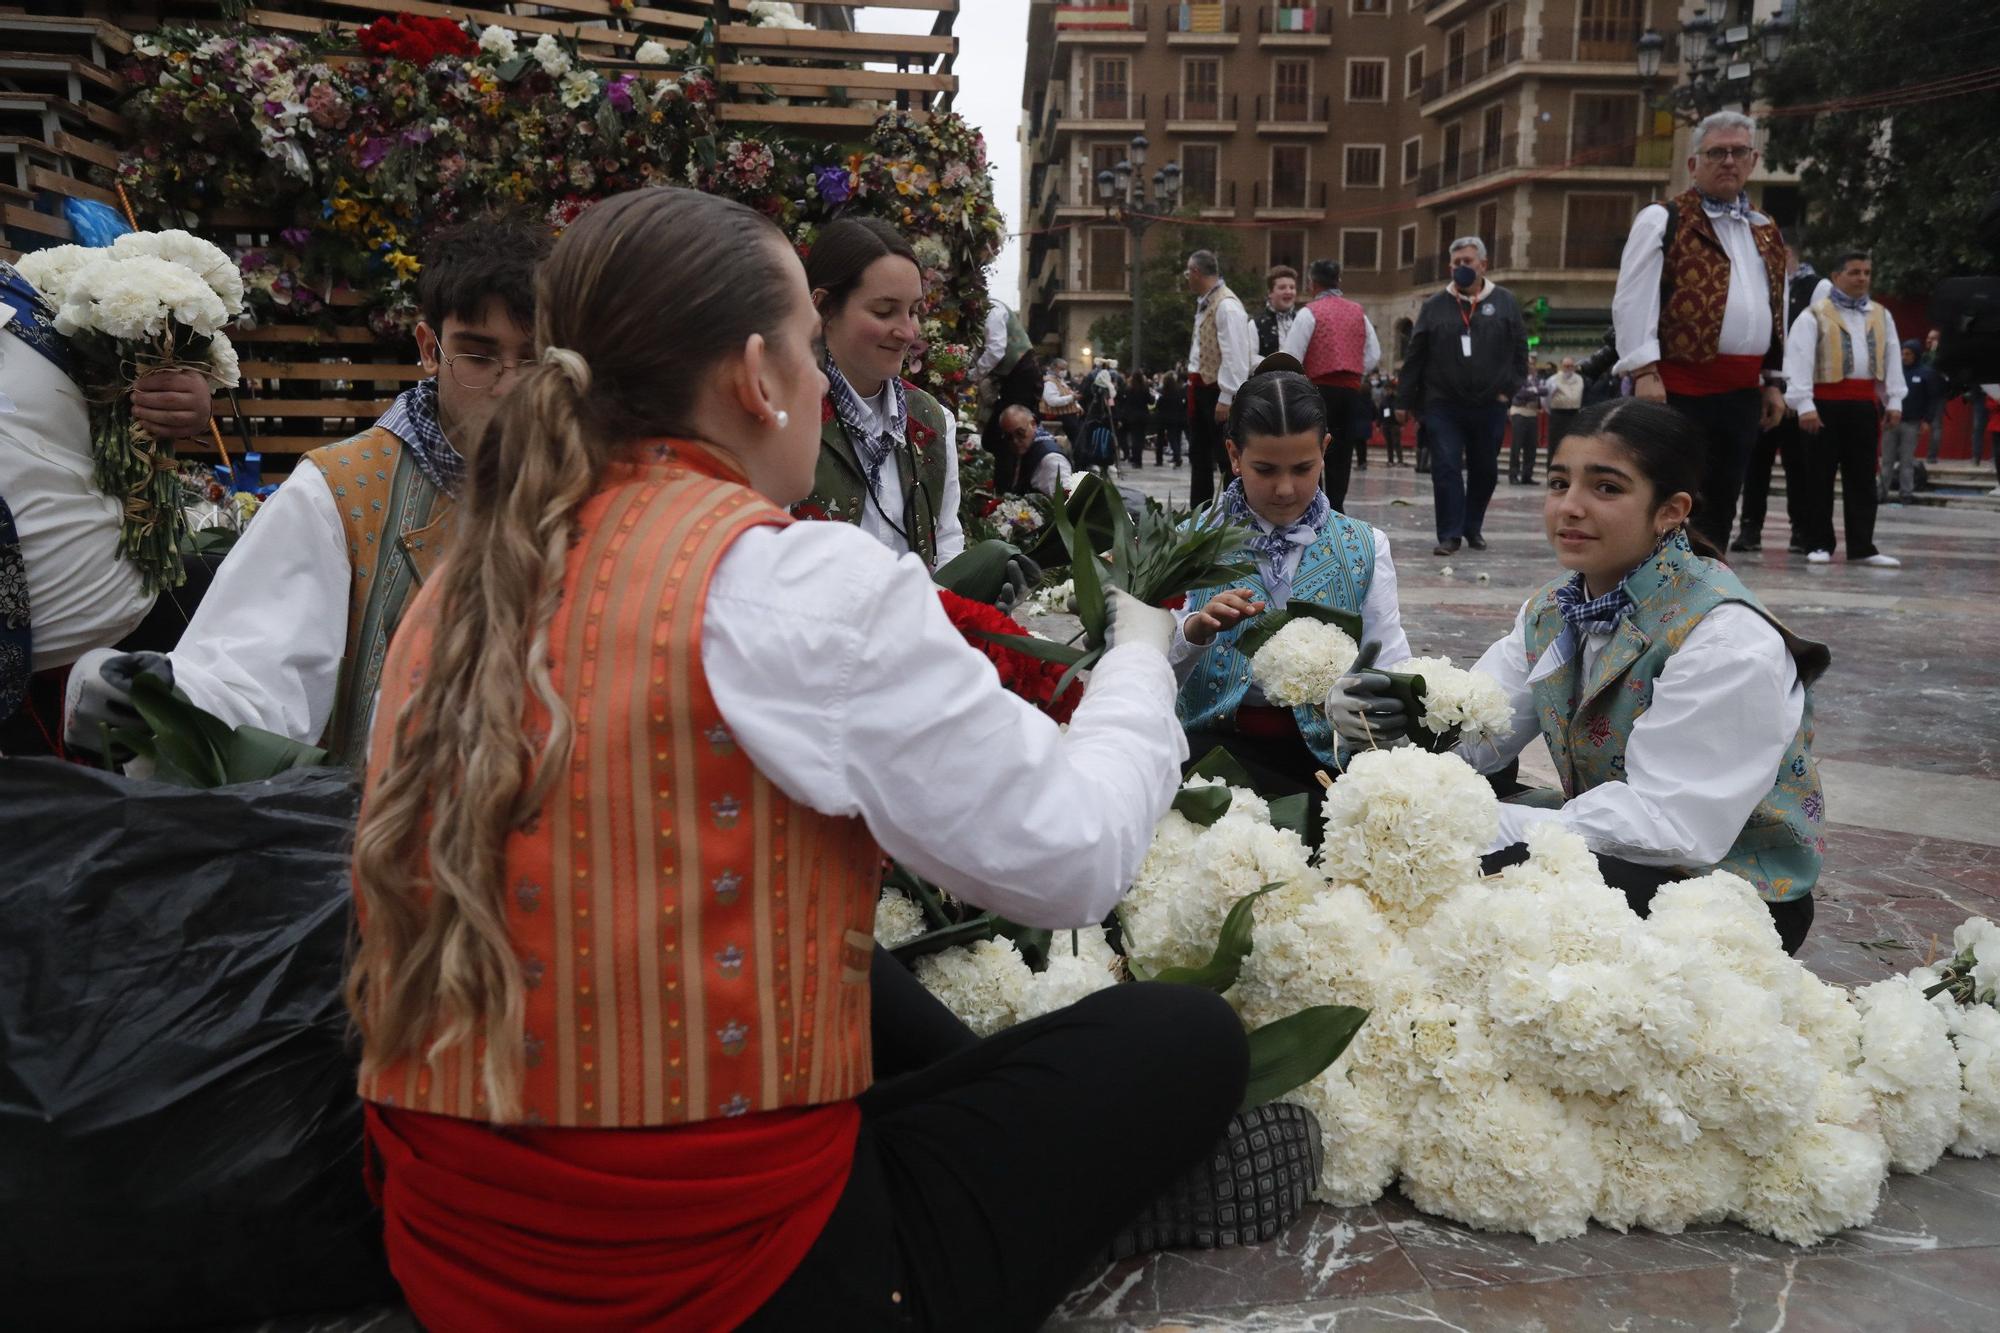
[1019,0,1800,368]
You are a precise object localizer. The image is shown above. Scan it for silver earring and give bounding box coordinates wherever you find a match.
[774,409,790,429]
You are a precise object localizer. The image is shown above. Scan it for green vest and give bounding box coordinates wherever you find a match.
[794,381,952,569]
[1519,532,1829,902]
[996,305,1032,377]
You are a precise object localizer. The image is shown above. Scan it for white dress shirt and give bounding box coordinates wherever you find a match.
[0,322,152,669]
[851,380,965,566]
[1782,302,1907,417]
[1279,302,1383,374]
[1459,599,1805,866]
[1612,201,1774,377]
[704,519,1186,926]
[1188,284,1255,405]
[169,464,352,740]
[971,302,1011,382]
[1031,449,1073,497]
[1547,371,1586,411]
[1169,523,1411,699]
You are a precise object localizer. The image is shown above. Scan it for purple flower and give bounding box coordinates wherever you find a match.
[605,75,636,113]
[814,164,851,205]
[358,136,392,169]
[279,227,311,251]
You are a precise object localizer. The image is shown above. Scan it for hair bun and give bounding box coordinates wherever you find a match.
[1253,351,1304,377]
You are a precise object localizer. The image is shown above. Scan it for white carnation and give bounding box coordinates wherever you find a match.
[1855,974,1964,1172]
[1120,798,1313,977]
[913,939,1032,1037]
[478,24,519,60]
[1400,1076,1601,1242]
[749,0,813,29]
[558,68,602,108]
[1293,1062,1404,1205]
[206,330,240,389]
[1233,884,1414,1022]
[1043,923,1119,971]
[1665,968,1821,1158]
[634,39,672,65]
[1018,577,1073,618]
[55,253,230,342]
[1942,1001,2000,1156]
[532,33,572,77]
[110,229,245,316]
[1320,748,1496,930]
[1247,616,1357,708]
[1731,1073,1890,1247]
[872,890,925,950]
[1017,952,1118,1021]
[1584,1096,1746,1234]
[13,243,97,303]
[1397,655,1513,746]
[1953,915,2000,1002]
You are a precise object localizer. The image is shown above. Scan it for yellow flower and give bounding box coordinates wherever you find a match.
[385,251,421,280]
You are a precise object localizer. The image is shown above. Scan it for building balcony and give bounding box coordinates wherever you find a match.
[1252,179,1327,218]
[1167,3,1243,45]
[1256,5,1332,46]
[1164,92,1239,132]
[1422,0,1480,26]
[1178,178,1239,217]
[1414,128,1674,205]
[1054,3,1149,44]
[1419,26,1679,116]
[1055,287,1132,305]
[1057,90,1147,134]
[1409,230,1633,286]
[1255,93,1329,133]
[1418,29,1524,110]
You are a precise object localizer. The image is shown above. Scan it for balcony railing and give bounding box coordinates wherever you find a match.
[1165,92,1239,122]
[1054,3,1149,33]
[1255,93,1331,125]
[1415,128,1676,196]
[1180,178,1238,211]
[1073,89,1148,121]
[1257,5,1333,36]
[1409,230,1640,283]
[1421,29,1526,103]
[1254,179,1328,211]
[1417,134,1520,196]
[1167,4,1242,36]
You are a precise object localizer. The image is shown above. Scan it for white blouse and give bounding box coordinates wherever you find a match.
[1612,202,1775,376]
[849,381,965,568]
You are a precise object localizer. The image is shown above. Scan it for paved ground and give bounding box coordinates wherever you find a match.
[1041,454,2000,1333]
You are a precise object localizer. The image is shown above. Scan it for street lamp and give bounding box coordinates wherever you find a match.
[1637,0,1792,124]
[1095,131,1181,373]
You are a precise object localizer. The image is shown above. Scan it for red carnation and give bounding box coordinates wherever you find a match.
[936,588,1080,724]
[791,501,831,523]
[358,14,475,63]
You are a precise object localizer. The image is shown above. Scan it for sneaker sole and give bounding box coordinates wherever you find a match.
[1104,1102,1324,1260]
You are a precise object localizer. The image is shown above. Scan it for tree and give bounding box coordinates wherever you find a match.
[1086,218,1245,372]
[1762,0,2000,296]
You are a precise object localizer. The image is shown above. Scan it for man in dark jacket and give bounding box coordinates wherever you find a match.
[1888,339,1943,503]
[1396,236,1528,556]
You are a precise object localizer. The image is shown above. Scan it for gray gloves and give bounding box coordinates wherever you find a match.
[64,648,172,754]
[994,554,1042,616]
[1323,641,1409,747]
[1104,586,1176,656]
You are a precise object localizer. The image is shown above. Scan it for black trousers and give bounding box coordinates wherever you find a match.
[1154,423,1185,466]
[1118,423,1149,468]
[1739,411,1806,543]
[1798,400,1882,558]
[1316,385,1369,511]
[870,944,977,1079]
[743,984,1249,1332]
[1546,408,1578,467]
[1507,413,1541,483]
[1665,387,1763,552]
[1481,844,1814,956]
[1188,382,1225,506]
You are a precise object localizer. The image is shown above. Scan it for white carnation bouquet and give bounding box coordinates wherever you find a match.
[1247,616,1358,708]
[1390,654,1514,749]
[17,231,244,593]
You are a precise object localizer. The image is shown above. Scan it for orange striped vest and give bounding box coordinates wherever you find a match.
[359,441,881,1127]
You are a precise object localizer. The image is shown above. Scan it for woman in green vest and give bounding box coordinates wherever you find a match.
[1375,398,1827,953]
[791,216,963,571]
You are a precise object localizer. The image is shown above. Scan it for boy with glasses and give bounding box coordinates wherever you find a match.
[1611,111,1789,552]
[68,220,549,765]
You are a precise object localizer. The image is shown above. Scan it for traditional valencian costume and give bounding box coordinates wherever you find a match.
[792,355,964,569]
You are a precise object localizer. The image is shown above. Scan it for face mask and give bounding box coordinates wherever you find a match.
[1453,264,1478,291]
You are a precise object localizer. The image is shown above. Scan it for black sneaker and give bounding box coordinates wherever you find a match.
[1465,533,1487,550]
[1731,534,1762,552]
[1104,1102,1324,1260]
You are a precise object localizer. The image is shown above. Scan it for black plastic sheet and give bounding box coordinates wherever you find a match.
[0,760,396,1330]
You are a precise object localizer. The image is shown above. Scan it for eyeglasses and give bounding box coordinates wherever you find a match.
[441,351,531,390]
[1699,146,1757,164]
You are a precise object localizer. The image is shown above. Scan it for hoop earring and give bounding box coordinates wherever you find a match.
[774,409,790,430]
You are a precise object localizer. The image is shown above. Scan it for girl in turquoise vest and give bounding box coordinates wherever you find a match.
[1173,361,1412,807]
[1373,398,1827,953]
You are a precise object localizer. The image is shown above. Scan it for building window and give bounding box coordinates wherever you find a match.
[1438,211,1460,257]
[1273,58,1313,121]
[1087,226,1127,291]
[1442,121,1462,174]
[1347,58,1389,103]
[1270,145,1309,208]
[1446,26,1466,81]
[1571,92,1641,167]
[1181,144,1220,208]
[1398,223,1419,268]
[1485,5,1509,51]
[1089,56,1129,119]
[1405,48,1425,98]
[1087,141,1125,199]
[1477,201,1500,265]
[1345,144,1385,188]
[1564,193,1633,269]
[1481,103,1506,171]
[1341,229,1382,272]
[1183,58,1220,119]
[1578,0,1645,62]
[1352,0,1389,12]
[1269,228,1308,273]
[1402,137,1422,184]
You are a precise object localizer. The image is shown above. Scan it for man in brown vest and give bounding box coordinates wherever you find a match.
[1611,111,1789,551]
[1181,248,1252,507]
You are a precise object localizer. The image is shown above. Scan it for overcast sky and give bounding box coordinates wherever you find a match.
[862,2,1030,299]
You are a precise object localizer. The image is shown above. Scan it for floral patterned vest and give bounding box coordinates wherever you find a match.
[306,426,454,767]
[1519,533,1829,903]
[1177,511,1375,770]
[792,380,951,569]
[1657,188,1787,370]
[360,441,881,1127]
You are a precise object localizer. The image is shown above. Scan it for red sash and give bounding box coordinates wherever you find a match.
[1660,354,1764,397]
[1813,378,1878,404]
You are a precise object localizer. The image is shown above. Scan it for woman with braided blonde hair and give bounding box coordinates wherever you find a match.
[346,187,1248,1330]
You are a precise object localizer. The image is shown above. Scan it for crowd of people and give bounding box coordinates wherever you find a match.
[0,102,1982,1331]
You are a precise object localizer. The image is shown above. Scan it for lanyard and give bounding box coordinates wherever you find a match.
[1456,295,1477,335]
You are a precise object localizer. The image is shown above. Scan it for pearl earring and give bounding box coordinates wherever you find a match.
[774,409,790,429]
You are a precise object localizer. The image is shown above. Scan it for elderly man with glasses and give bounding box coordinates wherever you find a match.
[66,220,551,767]
[1611,111,1790,552]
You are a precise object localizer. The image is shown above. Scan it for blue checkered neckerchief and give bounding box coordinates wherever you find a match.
[823,354,906,500]
[1216,478,1328,609]
[1829,287,1870,313]
[0,260,73,378]
[374,377,465,497]
[1545,529,1690,669]
[1700,191,1754,224]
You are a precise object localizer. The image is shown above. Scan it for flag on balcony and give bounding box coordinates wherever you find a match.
[1058,3,1139,31]
[1182,4,1226,34]
[1275,5,1316,31]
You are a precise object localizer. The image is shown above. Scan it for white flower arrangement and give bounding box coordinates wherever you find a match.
[478,25,519,61]
[558,68,602,109]
[54,253,230,342]
[1854,974,1962,1173]
[1319,748,1494,930]
[1395,654,1513,747]
[1018,577,1074,619]
[14,244,100,306]
[531,33,572,77]
[111,228,246,313]
[634,40,672,66]
[913,938,1033,1037]
[1247,617,1358,709]
[873,890,926,950]
[748,1,814,30]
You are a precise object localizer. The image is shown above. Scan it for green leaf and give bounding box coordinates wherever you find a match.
[1171,784,1233,827]
[933,538,1021,604]
[1151,881,1284,992]
[1267,793,1311,840]
[126,671,227,787]
[1188,745,1255,790]
[969,629,1089,666]
[1240,1004,1371,1112]
[997,923,1053,971]
[218,726,330,783]
[1380,671,1460,753]
[890,913,999,965]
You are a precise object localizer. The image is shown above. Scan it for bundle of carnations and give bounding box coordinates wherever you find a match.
[16,232,244,594]
[945,742,2000,1248]
[935,588,1080,724]
[1241,616,1511,751]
